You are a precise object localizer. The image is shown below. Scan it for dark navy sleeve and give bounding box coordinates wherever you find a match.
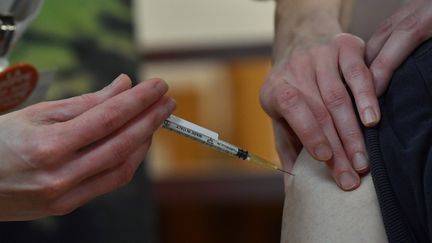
[366,38,432,243]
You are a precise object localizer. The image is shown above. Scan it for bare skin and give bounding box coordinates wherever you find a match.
[0,74,175,220]
[261,0,376,191]
[264,0,432,192]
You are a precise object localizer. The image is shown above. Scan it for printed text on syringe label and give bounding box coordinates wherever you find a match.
[162,120,239,156]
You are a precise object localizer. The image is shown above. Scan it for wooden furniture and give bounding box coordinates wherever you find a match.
[153,173,285,243]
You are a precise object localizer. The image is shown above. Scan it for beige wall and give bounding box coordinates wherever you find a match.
[133,0,275,52]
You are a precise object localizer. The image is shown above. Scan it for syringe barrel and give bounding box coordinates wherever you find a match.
[162,119,246,159]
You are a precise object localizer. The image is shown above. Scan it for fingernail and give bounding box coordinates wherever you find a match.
[353,152,369,171]
[314,144,333,161]
[104,74,125,90]
[166,98,176,112]
[338,171,359,191]
[152,79,168,93]
[363,107,378,127]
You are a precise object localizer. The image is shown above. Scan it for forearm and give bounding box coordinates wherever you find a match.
[274,0,355,61]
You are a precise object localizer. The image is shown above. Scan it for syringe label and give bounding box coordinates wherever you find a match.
[162,119,239,157]
[166,115,219,139]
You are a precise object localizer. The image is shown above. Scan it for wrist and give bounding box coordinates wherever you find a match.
[274,11,342,62]
[273,0,350,63]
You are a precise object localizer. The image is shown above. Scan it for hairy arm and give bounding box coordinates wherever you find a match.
[274,0,355,61]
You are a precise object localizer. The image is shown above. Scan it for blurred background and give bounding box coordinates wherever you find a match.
[137,0,276,177]
[137,1,284,242]
[8,0,284,242]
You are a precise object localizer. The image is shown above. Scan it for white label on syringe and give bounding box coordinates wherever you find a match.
[166,115,218,139]
[162,118,239,156]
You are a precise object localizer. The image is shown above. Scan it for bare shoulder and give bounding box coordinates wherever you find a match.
[280,150,387,243]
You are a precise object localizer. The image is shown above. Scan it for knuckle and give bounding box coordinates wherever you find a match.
[343,130,365,152]
[334,33,365,48]
[259,80,273,107]
[40,180,66,200]
[344,129,363,141]
[322,88,350,109]
[397,14,426,41]
[111,136,134,162]
[99,106,123,131]
[371,56,387,70]
[355,87,375,99]
[344,64,369,81]
[26,141,59,166]
[260,73,286,114]
[398,14,419,30]
[376,17,393,36]
[371,57,391,80]
[310,106,331,124]
[276,86,303,112]
[345,65,367,80]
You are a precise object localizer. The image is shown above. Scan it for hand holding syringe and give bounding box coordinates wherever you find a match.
[162,115,294,176]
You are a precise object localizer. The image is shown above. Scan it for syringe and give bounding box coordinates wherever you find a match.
[162,115,294,176]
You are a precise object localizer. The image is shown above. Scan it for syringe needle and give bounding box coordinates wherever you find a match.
[277,168,295,176]
[247,153,294,176]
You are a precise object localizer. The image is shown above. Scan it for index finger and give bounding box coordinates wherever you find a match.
[54,78,168,151]
[272,83,333,162]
